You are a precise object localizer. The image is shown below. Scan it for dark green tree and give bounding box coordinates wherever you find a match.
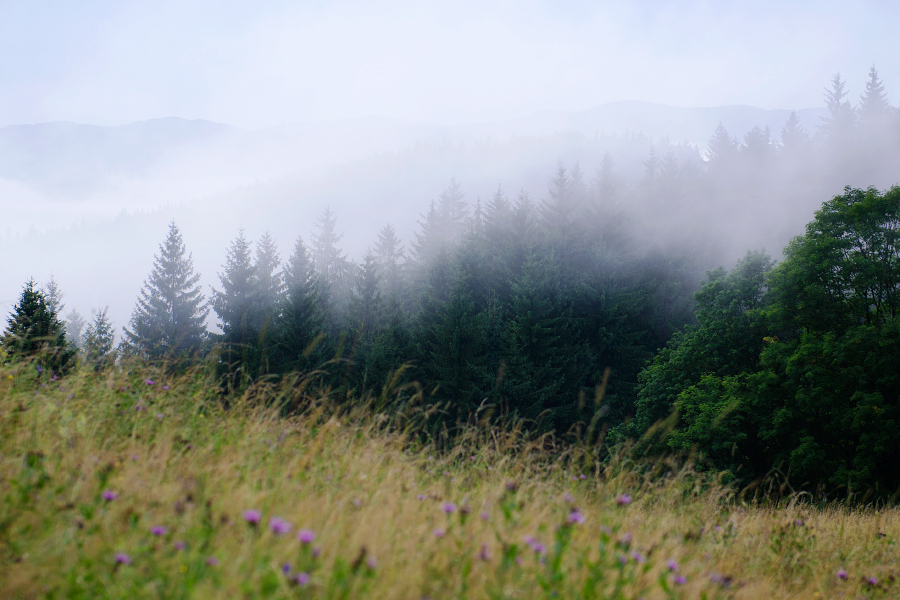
[123,222,208,360]
[82,307,115,367]
[2,279,74,371]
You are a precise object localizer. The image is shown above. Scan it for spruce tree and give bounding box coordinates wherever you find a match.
[374,223,405,297]
[779,111,810,155]
[858,66,889,127]
[275,235,326,373]
[82,307,115,366]
[820,72,855,142]
[123,221,208,360]
[2,279,73,371]
[43,274,64,318]
[211,229,257,377]
[706,122,737,171]
[64,308,87,349]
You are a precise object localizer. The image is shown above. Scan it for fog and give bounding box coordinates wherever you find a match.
[2,0,899,345]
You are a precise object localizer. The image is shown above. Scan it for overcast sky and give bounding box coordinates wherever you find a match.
[1,0,897,129]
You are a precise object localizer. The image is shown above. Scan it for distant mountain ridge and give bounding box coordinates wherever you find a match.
[0,101,826,200]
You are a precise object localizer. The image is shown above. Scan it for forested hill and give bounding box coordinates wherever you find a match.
[5,69,900,496]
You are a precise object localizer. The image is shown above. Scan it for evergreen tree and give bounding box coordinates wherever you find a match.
[858,65,890,127]
[706,122,737,171]
[275,234,327,373]
[411,200,446,266]
[2,279,73,371]
[349,250,382,337]
[741,125,774,168]
[820,72,855,142]
[641,146,659,184]
[438,177,468,245]
[253,231,283,374]
[211,229,257,376]
[82,307,115,366]
[312,206,352,303]
[374,223,405,297]
[123,222,208,360]
[42,274,64,318]
[540,162,577,232]
[779,111,811,155]
[64,308,87,349]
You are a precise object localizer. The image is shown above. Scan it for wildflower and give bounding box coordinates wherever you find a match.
[162,385,170,390]
[269,517,292,535]
[504,481,518,492]
[868,576,879,586]
[478,543,491,561]
[115,553,131,565]
[352,498,362,508]
[282,563,291,574]
[417,494,427,500]
[433,528,445,538]
[243,509,262,526]
[567,509,586,525]
[366,555,377,569]
[102,490,118,501]
[297,529,315,544]
[145,379,155,385]
[631,551,646,564]
[618,555,628,565]
[666,559,679,572]
[470,455,476,461]
[532,542,546,554]
[50,374,58,381]
[480,511,490,521]
[295,572,310,585]
[36,365,42,373]
[616,494,632,506]
[580,474,587,480]
[442,502,456,514]
[563,491,575,503]
[150,525,167,536]
[794,520,804,527]
[156,413,163,420]
[131,454,138,461]
[673,575,687,585]
[173,541,186,551]
[837,569,848,580]
[206,556,218,566]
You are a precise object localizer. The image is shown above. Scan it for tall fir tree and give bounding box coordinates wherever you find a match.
[43,274,64,318]
[64,308,86,349]
[779,111,811,155]
[275,234,327,374]
[820,72,855,142]
[211,229,257,376]
[374,223,405,297]
[123,222,208,360]
[858,66,890,127]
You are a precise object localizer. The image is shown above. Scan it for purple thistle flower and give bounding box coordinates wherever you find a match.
[433,528,445,538]
[567,509,586,524]
[150,525,167,536]
[282,563,292,574]
[173,541,186,551]
[480,511,490,521]
[144,379,155,385]
[131,454,139,461]
[666,559,679,572]
[563,491,575,503]
[162,385,170,390]
[470,455,476,460]
[101,490,118,501]
[616,494,632,506]
[156,413,164,420]
[36,365,42,373]
[868,576,879,586]
[837,568,848,580]
[50,374,58,381]
[366,555,377,569]
[618,555,628,565]
[295,572,310,585]
[478,543,491,561]
[243,509,262,525]
[442,502,456,514]
[630,551,645,564]
[416,494,427,500]
[297,529,315,544]
[115,553,131,565]
[269,517,292,535]
[580,474,587,480]
[206,556,218,566]
[532,542,546,554]
[673,575,687,585]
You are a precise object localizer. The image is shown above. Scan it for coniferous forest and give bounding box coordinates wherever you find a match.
[5,69,900,498]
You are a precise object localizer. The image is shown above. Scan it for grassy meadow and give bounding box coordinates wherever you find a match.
[0,361,897,599]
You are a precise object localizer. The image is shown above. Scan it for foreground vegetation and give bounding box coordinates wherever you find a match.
[1,362,897,599]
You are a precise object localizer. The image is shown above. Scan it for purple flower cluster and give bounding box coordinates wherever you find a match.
[616,494,632,506]
[269,517,293,535]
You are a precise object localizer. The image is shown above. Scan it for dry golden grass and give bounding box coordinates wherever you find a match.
[0,361,897,599]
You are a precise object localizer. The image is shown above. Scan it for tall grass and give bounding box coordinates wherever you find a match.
[1,360,897,599]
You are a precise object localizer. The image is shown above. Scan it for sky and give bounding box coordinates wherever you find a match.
[1,0,897,129]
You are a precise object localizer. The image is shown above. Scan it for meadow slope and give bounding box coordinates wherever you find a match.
[0,362,897,599]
